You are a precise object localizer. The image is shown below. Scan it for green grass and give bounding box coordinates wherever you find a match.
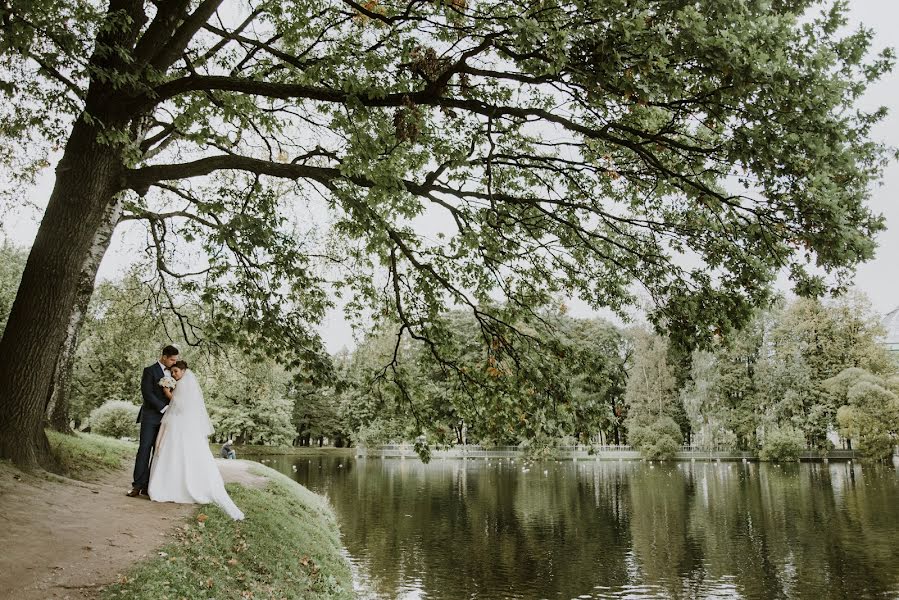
[99,462,353,600]
[47,430,136,480]
[226,444,356,457]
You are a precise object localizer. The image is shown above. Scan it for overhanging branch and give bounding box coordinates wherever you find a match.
[125,153,440,198]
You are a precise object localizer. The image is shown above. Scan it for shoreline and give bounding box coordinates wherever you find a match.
[217,444,356,457]
[355,444,865,462]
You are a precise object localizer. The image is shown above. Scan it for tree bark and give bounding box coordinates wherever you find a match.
[0,118,123,468]
[45,197,124,433]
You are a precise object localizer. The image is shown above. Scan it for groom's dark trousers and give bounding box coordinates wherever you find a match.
[132,363,170,490]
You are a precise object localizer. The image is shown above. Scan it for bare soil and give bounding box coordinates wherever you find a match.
[0,458,265,600]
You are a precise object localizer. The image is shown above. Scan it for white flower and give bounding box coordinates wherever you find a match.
[159,376,177,390]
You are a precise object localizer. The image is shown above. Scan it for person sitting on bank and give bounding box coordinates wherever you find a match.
[220,439,236,459]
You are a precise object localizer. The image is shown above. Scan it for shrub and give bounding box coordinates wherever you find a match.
[759,426,806,462]
[519,436,560,462]
[353,418,406,448]
[848,381,899,460]
[629,416,683,460]
[89,400,139,439]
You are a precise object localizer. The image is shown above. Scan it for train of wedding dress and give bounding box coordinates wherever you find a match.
[147,370,244,520]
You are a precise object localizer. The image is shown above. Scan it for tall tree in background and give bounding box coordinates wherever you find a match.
[68,276,169,423]
[336,311,627,451]
[558,316,627,445]
[683,315,766,451]
[760,294,892,448]
[0,0,893,466]
[825,367,899,458]
[623,329,684,457]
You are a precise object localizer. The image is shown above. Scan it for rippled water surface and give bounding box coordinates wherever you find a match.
[248,454,899,599]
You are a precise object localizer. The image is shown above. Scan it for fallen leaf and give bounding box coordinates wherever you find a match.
[227,558,239,566]
[197,514,208,523]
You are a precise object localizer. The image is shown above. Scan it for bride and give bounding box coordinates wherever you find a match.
[148,360,244,520]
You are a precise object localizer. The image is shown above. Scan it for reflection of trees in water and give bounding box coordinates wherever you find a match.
[508,461,635,595]
[684,462,789,598]
[630,464,693,597]
[260,455,899,599]
[295,457,637,598]
[679,461,899,599]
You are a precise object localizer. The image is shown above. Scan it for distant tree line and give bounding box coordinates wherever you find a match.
[339,294,897,461]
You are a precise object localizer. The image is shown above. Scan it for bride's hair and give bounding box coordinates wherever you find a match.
[173,360,188,370]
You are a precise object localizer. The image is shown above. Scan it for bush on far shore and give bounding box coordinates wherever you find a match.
[89,400,139,439]
[628,416,683,460]
[758,426,806,462]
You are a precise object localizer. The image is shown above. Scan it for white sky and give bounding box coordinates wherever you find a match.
[3,0,898,353]
[841,1,899,307]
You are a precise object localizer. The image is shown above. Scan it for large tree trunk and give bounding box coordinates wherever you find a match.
[45,197,124,433]
[0,118,124,468]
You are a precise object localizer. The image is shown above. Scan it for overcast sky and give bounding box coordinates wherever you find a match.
[3,0,899,353]
[840,1,899,311]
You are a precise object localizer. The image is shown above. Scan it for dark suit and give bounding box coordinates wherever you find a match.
[131,363,170,490]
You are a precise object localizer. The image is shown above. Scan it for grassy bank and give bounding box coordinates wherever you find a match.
[225,444,356,457]
[47,432,353,599]
[47,430,135,479]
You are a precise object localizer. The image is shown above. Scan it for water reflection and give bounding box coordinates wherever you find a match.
[250,455,899,599]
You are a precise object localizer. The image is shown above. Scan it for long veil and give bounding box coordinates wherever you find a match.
[171,370,214,437]
[150,369,242,520]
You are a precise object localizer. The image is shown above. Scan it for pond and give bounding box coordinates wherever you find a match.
[247,454,899,599]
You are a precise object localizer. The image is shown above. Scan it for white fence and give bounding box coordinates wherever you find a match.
[357,444,860,461]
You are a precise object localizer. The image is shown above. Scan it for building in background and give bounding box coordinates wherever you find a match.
[883,307,899,355]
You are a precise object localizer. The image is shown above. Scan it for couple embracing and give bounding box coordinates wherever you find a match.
[127,345,244,520]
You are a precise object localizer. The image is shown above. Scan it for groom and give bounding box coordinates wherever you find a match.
[127,345,179,498]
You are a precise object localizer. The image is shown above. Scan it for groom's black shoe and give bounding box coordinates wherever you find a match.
[139,488,150,497]
[126,487,142,497]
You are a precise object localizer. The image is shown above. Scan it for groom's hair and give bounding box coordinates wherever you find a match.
[162,345,179,357]
[173,360,188,370]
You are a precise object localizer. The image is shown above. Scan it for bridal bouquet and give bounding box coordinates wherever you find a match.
[159,376,177,390]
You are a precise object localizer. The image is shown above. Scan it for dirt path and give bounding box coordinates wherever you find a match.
[0,459,266,600]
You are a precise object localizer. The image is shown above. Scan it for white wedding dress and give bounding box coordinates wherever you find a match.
[148,370,244,520]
